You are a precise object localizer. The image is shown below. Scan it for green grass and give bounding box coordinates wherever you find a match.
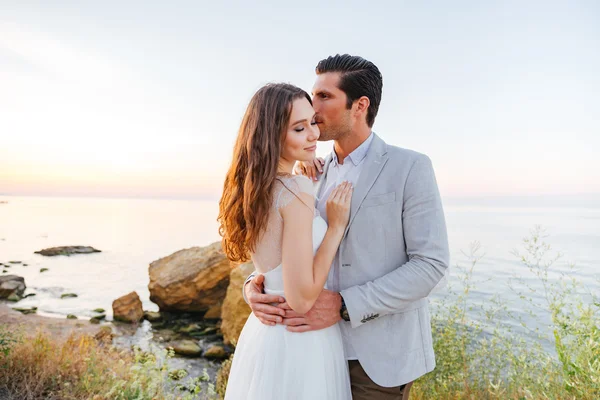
[412,226,599,399]
[0,327,216,399]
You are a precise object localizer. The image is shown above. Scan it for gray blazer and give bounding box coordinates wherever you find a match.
[245,133,449,387]
[324,133,449,387]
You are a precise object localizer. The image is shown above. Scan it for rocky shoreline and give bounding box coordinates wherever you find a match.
[1,242,254,368]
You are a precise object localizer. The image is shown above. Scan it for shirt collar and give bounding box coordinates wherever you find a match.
[331,132,374,166]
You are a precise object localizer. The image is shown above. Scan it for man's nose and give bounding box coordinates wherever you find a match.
[312,99,321,112]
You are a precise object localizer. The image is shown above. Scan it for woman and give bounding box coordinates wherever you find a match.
[218,83,353,399]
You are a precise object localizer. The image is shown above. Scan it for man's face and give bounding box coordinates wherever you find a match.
[312,72,353,141]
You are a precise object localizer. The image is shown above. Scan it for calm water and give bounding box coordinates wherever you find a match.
[0,194,598,347]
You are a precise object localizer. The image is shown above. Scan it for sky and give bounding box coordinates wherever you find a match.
[1,1,599,200]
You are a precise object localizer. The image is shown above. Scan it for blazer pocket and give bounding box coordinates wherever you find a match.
[361,191,396,208]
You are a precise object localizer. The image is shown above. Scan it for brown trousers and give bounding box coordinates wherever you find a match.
[349,360,413,400]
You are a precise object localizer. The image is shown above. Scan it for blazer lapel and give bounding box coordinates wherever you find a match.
[343,134,389,238]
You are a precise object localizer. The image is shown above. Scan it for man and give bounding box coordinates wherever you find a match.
[244,54,449,399]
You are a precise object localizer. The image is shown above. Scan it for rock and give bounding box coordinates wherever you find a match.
[2,270,6,273]
[201,326,219,335]
[204,302,222,320]
[198,333,222,342]
[61,293,78,299]
[6,293,20,302]
[34,246,101,257]
[67,314,77,319]
[40,268,49,273]
[90,314,105,324]
[170,340,202,357]
[93,308,105,313]
[179,323,203,334]
[8,261,21,264]
[143,310,162,322]
[0,275,26,300]
[154,329,178,342]
[203,345,228,360]
[148,242,232,313]
[13,306,37,314]
[94,326,114,343]
[112,291,144,323]
[23,264,28,266]
[221,262,254,346]
[23,293,36,298]
[204,326,219,334]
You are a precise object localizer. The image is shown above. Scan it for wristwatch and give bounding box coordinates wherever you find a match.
[340,295,350,322]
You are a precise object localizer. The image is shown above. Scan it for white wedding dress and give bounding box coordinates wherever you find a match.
[224,175,351,400]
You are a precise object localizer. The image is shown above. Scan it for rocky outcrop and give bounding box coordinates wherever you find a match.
[203,345,229,360]
[34,246,101,256]
[148,242,231,313]
[203,302,222,320]
[170,340,202,357]
[221,262,254,346]
[112,291,144,323]
[0,275,26,300]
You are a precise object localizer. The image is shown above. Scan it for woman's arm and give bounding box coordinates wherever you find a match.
[280,181,352,314]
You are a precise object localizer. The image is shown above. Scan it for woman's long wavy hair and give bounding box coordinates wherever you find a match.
[218,83,312,262]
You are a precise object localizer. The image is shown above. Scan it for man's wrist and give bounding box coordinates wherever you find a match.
[339,293,350,322]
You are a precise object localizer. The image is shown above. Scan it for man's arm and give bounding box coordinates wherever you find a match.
[340,154,449,329]
[243,273,286,325]
[242,272,256,304]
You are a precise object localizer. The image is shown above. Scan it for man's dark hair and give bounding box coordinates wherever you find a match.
[316,54,383,127]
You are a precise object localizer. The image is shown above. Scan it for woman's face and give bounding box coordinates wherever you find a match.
[281,97,320,164]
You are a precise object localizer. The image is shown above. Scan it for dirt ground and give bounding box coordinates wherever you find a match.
[0,304,106,339]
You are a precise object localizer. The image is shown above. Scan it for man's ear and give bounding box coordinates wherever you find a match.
[354,96,370,120]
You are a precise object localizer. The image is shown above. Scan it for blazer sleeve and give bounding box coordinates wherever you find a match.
[340,154,450,329]
[241,271,256,304]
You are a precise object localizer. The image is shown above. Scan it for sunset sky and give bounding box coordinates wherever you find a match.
[1,1,599,200]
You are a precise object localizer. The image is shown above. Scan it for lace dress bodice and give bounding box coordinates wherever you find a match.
[251,174,322,275]
[251,174,329,296]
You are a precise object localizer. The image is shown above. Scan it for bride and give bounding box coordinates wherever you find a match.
[218,83,353,399]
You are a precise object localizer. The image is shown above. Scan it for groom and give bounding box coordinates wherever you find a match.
[244,54,449,399]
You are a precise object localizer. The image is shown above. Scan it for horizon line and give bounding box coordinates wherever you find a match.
[1,191,599,202]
